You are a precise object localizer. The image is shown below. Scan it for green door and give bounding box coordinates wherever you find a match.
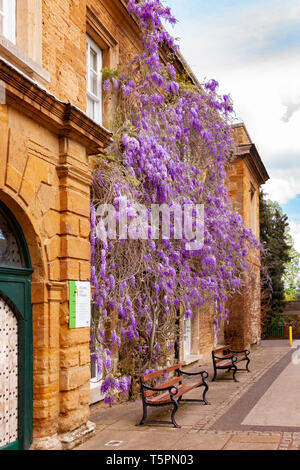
[0,202,33,450]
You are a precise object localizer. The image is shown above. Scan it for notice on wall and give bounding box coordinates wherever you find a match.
[69,281,91,329]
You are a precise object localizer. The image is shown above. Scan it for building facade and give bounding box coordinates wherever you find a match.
[0,0,269,450]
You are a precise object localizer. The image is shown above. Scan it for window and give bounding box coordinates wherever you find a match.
[86,35,102,125]
[183,318,191,359]
[0,0,16,44]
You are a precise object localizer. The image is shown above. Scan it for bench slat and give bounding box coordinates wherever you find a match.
[215,353,234,362]
[147,381,203,405]
[217,357,247,368]
[234,357,246,363]
[142,364,181,383]
[217,360,233,368]
[144,377,182,398]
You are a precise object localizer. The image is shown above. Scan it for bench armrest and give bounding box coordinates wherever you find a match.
[229,349,250,356]
[213,354,235,361]
[179,369,209,380]
[141,383,179,395]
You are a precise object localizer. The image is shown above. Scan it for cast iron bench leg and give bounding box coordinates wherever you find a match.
[232,365,239,382]
[139,402,148,425]
[202,380,209,405]
[171,398,180,428]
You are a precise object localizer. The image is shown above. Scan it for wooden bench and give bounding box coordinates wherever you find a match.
[139,364,209,428]
[211,345,250,382]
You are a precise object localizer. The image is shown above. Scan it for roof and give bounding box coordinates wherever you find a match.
[231,122,270,185]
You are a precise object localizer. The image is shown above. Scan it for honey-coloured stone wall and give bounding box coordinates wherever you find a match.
[0,100,93,448]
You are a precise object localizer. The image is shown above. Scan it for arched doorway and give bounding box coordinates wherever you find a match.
[0,201,33,450]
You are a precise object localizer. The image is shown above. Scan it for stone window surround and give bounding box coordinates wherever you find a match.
[0,0,16,44]
[0,34,49,86]
[0,0,49,86]
[86,5,119,70]
[86,5,119,130]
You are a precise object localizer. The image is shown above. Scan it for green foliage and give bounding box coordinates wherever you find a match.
[260,190,293,327]
[283,233,300,300]
[101,67,121,80]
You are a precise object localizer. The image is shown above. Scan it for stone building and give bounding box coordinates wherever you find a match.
[0,0,269,451]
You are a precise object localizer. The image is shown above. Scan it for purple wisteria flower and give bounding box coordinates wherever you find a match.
[89,0,262,405]
[103,79,111,91]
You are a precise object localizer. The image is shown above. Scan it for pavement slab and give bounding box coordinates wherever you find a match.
[241,361,300,428]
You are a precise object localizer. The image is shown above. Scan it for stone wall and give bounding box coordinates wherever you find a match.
[284,301,300,314]
[0,97,94,447]
[0,0,143,449]
[224,125,263,350]
[42,0,141,126]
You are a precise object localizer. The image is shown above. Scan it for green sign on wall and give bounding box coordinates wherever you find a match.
[69,281,91,329]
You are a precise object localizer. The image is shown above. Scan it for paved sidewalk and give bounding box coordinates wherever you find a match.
[76,341,300,451]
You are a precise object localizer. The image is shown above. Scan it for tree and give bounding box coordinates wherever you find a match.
[259,190,292,327]
[283,233,300,300]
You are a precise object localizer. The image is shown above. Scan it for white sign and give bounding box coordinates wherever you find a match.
[69,281,91,329]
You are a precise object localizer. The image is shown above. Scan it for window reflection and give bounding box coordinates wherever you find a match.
[0,209,24,267]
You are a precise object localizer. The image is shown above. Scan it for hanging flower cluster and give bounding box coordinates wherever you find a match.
[90,0,260,403]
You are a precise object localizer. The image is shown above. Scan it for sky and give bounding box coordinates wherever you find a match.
[164,0,300,252]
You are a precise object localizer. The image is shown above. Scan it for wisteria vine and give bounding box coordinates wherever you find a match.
[90,0,260,404]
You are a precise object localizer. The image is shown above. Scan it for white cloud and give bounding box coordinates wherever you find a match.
[290,221,300,253]
[167,1,300,208]
[282,101,300,123]
[263,174,300,205]
[212,50,300,168]
[167,0,300,72]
